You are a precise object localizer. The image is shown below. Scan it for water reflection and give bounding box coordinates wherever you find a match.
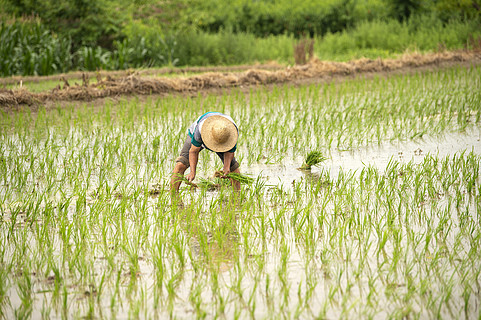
[178,198,240,273]
[245,128,481,189]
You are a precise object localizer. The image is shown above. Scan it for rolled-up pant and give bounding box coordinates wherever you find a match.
[175,136,240,171]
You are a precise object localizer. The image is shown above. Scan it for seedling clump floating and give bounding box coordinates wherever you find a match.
[298,150,327,170]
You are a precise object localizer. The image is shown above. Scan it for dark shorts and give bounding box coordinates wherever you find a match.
[175,136,240,171]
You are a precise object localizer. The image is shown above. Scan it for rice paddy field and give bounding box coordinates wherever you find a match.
[1,64,480,319]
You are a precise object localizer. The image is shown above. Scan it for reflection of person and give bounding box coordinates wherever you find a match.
[182,210,239,273]
[170,112,241,198]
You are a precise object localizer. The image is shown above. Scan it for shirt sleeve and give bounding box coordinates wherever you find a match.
[191,135,202,147]
[188,130,203,147]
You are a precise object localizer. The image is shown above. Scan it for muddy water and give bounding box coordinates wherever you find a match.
[246,128,481,188]
[3,129,480,319]
[168,128,481,318]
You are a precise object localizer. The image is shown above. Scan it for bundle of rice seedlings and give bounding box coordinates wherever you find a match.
[175,173,198,189]
[226,172,254,184]
[214,170,254,184]
[197,178,221,191]
[298,151,327,170]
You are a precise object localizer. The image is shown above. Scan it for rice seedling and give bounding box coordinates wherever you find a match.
[214,170,255,185]
[0,64,480,319]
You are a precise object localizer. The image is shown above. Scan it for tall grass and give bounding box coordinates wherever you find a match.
[175,29,294,66]
[0,20,71,76]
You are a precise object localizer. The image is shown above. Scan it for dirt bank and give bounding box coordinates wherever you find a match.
[1,50,480,109]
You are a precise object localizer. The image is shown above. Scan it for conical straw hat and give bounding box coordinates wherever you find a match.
[201,115,238,152]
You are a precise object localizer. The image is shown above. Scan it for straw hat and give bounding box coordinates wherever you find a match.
[201,115,238,152]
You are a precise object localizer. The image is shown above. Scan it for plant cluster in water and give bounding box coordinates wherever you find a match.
[298,150,327,170]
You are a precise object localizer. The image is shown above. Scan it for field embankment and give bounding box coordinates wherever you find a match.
[1,49,480,109]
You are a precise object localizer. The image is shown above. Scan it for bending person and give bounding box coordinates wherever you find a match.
[170,112,241,200]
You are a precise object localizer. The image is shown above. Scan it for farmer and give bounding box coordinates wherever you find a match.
[170,112,241,198]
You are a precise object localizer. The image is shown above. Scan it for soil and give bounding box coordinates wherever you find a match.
[1,50,480,111]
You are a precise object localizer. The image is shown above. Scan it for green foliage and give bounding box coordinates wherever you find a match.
[385,0,424,21]
[198,0,378,37]
[0,0,480,76]
[0,19,71,76]
[432,0,481,21]
[316,15,481,60]
[127,0,204,33]
[2,0,125,49]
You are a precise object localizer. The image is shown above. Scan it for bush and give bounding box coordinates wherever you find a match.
[199,0,388,37]
[174,29,293,66]
[315,14,481,60]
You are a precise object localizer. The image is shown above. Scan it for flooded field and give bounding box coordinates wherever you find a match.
[1,65,480,319]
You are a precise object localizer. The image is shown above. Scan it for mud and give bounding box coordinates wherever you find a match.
[1,50,480,109]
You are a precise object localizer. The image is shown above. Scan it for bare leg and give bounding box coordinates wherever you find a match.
[170,162,188,205]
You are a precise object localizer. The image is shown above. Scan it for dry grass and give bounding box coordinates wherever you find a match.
[1,50,480,107]
[294,38,315,65]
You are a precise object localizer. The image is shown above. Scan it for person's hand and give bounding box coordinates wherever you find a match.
[187,171,196,182]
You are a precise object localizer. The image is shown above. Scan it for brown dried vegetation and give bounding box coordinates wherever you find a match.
[1,50,480,108]
[294,38,315,65]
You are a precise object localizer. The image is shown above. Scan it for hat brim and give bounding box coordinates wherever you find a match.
[201,115,238,152]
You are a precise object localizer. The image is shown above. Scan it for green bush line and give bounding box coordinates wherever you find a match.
[1,15,480,77]
[196,0,480,37]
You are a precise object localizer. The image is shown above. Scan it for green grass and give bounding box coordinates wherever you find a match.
[0,65,480,318]
[2,14,480,76]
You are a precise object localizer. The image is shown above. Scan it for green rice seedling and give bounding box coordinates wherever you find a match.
[196,178,223,191]
[298,151,327,170]
[15,270,33,319]
[0,65,480,319]
[214,170,255,185]
[173,173,198,189]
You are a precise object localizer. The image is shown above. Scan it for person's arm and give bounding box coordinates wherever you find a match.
[223,151,235,174]
[187,145,201,181]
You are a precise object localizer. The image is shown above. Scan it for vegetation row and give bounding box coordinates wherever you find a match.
[1,0,480,77]
[1,16,480,77]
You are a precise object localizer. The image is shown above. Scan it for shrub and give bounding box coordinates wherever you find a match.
[315,14,481,60]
